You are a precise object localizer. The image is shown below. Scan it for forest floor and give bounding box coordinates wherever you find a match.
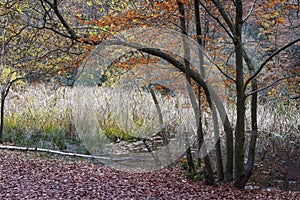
[0,149,299,200]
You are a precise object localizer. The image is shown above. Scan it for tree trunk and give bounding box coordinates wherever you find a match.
[211,103,224,181]
[178,0,196,173]
[0,82,11,144]
[195,0,224,182]
[0,91,5,144]
[197,112,215,185]
[196,86,214,185]
[149,84,172,164]
[185,132,195,173]
[245,72,258,182]
[194,0,233,181]
[234,0,246,189]
[241,41,259,184]
[224,116,234,181]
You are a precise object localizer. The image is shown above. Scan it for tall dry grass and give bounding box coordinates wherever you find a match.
[2,85,299,155]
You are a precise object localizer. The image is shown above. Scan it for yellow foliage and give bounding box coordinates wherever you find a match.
[0,66,25,86]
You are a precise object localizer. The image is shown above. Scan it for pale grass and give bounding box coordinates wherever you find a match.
[3,85,298,154]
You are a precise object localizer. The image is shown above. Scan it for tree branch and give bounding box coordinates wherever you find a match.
[210,0,235,35]
[245,74,299,98]
[42,0,78,40]
[243,0,256,22]
[204,51,236,82]
[244,37,300,90]
[0,145,108,162]
[199,1,234,39]
[39,0,102,45]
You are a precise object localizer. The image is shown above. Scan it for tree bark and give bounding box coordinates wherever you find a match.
[0,81,14,143]
[197,106,215,185]
[234,0,246,189]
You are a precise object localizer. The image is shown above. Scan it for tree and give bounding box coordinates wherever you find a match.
[17,0,300,189]
[0,0,83,142]
[0,1,30,143]
[198,0,300,188]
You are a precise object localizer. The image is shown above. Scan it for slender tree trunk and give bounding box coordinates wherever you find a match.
[0,82,11,144]
[185,132,195,173]
[211,103,224,181]
[194,0,225,182]
[241,43,259,184]
[149,84,172,164]
[0,19,8,144]
[196,88,215,185]
[0,92,5,143]
[245,72,258,182]
[178,0,196,173]
[194,0,205,78]
[149,84,165,132]
[194,1,204,168]
[197,105,215,185]
[194,0,233,181]
[234,0,246,189]
[197,87,202,167]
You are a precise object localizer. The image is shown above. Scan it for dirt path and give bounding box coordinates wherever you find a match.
[0,150,299,199]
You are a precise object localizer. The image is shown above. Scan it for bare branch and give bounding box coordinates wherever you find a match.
[244,37,300,90]
[202,51,236,82]
[0,145,108,162]
[38,0,102,45]
[245,74,299,98]
[3,24,30,47]
[41,0,78,40]
[210,0,235,35]
[243,0,256,22]
[199,1,234,39]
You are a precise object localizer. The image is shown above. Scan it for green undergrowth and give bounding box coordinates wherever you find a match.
[103,127,136,142]
[100,117,142,142]
[3,109,140,154]
[3,111,87,153]
[3,111,141,153]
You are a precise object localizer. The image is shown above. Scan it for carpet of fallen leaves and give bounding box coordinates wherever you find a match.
[0,150,299,200]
